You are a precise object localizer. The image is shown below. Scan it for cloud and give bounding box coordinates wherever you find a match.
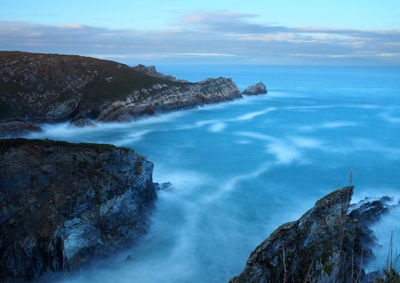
[1,10,400,65]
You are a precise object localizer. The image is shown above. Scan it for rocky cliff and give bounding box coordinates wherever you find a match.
[0,138,158,282]
[230,186,395,283]
[0,51,243,135]
[132,64,188,83]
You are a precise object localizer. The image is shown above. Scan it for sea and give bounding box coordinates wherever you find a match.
[30,65,400,282]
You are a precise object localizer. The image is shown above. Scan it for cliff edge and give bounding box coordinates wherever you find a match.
[0,138,158,281]
[230,186,394,283]
[0,51,242,135]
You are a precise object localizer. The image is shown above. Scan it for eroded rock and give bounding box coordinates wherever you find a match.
[0,138,158,281]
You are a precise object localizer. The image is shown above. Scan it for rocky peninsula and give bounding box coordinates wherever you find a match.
[0,51,267,136]
[0,138,158,282]
[230,186,397,283]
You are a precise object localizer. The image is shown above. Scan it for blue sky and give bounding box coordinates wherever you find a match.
[1,0,400,65]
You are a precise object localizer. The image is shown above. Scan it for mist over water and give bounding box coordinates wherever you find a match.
[30,66,400,282]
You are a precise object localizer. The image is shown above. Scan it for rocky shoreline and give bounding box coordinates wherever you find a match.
[0,51,267,137]
[0,138,159,282]
[230,186,398,283]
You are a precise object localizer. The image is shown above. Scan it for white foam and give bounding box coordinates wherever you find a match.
[113,130,153,146]
[234,107,276,121]
[209,122,226,133]
[235,131,275,141]
[289,136,323,149]
[203,162,273,202]
[266,142,302,164]
[298,121,359,132]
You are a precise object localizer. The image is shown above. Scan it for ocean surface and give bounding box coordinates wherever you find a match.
[30,65,400,282]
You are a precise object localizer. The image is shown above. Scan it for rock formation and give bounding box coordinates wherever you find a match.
[0,119,43,135]
[0,138,158,282]
[132,64,188,83]
[230,186,396,283]
[243,82,267,95]
[0,52,242,136]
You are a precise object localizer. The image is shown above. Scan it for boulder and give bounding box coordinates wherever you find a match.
[243,82,267,95]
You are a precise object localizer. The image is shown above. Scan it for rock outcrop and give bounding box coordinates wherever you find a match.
[0,119,43,136]
[0,138,158,282]
[132,64,188,83]
[92,77,242,122]
[0,52,241,136]
[243,82,267,95]
[70,118,96,127]
[230,186,396,283]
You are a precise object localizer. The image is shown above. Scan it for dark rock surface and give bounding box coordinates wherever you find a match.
[0,119,43,137]
[0,138,158,282]
[242,82,267,95]
[94,77,242,122]
[230,186,395,283]
[0,51,241,135]
[132,64,188,83]
[70,118,96,127]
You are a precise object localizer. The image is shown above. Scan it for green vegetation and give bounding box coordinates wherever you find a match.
[376,233,400,283]
[315,187,350,206]
[0,51,192,121]
[0,138,132,153]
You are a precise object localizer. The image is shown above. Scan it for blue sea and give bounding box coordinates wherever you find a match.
[31,65,400,282]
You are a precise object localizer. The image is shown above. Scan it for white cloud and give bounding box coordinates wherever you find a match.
[1,11,400,65]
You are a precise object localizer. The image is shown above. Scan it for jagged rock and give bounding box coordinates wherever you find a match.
[230,186,395,283]
[243,82,267,95]
[0,51,242,136]
[0,138,158,282]
[0,120,43,137]
[70,118,96,127]
[132,64,188,82]
[95,77,242,122]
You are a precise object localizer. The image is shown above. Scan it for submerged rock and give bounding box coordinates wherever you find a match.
[230,186,395,283]
[0,138,158,281]
[242,82,267,95]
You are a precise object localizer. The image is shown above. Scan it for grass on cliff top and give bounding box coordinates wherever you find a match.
[0,138,133,154]
[315,186,353,206]
[0,51,191,109]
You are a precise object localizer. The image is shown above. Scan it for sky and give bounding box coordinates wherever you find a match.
[1,0,400,65]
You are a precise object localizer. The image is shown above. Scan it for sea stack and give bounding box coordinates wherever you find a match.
[243,82,268,95]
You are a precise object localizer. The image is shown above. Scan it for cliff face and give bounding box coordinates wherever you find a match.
[93,77,242,121]
[231,186,393,283]
[0,52,241,135]
[0,138,158,281]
